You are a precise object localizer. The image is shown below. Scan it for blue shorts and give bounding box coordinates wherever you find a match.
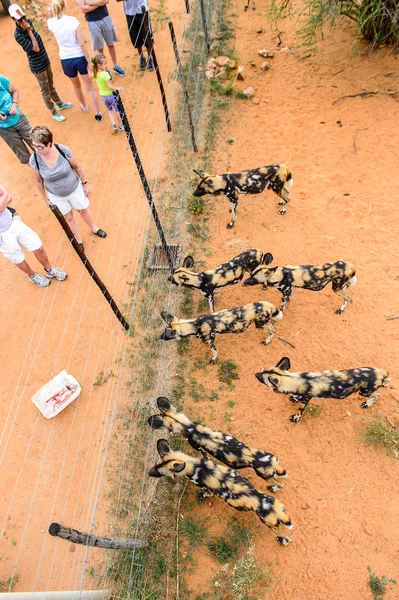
[61,56,89,78]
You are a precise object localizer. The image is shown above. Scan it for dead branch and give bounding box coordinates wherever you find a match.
[386,416,395,429]
[48,523,148,549]
[333,89,399,105]
[278,336,296,349]
[387,314,399,320]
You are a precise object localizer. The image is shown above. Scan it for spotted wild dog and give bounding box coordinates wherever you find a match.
[149,439,293,545]
[160,301,282,364]
[168,249,269,312]
[148,396,287,492]
[192,164,293,229]
[255,357,390,423]
[243,255,356,314]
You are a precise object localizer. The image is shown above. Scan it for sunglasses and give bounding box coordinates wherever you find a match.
[32,142,45,150]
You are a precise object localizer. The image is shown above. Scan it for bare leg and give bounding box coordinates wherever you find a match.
[15,260,35,277]
[106,109,117,127]
[80,73,101,113]
[64,210,83,244]
[77,207,99,234]
[107,45,118,68]
[69,75,87,109]
[33,246,52,271]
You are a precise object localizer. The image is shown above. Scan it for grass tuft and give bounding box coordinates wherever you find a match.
[180,516,208,548]
[359,415,399,458]
[218,360,240,386]
[367,565,396,600]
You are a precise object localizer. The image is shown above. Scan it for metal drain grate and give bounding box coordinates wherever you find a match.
[147,244,182,270]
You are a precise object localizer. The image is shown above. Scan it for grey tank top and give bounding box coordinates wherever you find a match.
[29,144,79,197]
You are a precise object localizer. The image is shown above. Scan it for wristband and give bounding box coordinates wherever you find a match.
[12,101,17,105]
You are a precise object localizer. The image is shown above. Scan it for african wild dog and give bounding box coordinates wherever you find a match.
[244,0,255,10]
[192,164,293,229]
[168,249,269,312]
[149,439,293,545]
[255,357,390,423]
[148,396,287,492]
[243,255,356,314]
[160,301,282,364]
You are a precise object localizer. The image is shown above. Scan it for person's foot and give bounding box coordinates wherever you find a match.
[95,113,103,121]
[93,228,107,238]
[113,65,126,76]
[112,125,118,134]
[139,54,146,70]
[29,272,51,287]
[147,56,155,71]
[80,104,89,113]
[119,124,124,132]
[52,113,66,122]
[57,102,73,110]
[44,266,68,281]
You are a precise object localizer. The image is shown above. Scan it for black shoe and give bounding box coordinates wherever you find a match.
[94,228,107,238]
[95,113,103,121]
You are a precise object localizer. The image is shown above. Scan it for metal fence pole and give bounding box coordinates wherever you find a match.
[50,205,130,331]
[198,0,210,54]
[113,91,175,271]
[168,21,198,153]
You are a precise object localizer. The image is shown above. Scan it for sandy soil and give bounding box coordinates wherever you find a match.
[176,6,399,600]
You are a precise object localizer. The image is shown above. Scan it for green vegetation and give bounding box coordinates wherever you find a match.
[188,196,205,215]
[367,566,396,600]
[0,575,19,593]
[93,369,115,388]
[214,547,273,600]
[207,518,252,563]
[218,360,240,386]
[267,0,399,49]
[180,516,208,547]
[359,416,399,458]
[304,404,324,418]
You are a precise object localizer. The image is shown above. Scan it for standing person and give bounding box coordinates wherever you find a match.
[9,3,72,123]
[29,125,107,252]
[0,75,34,164]
[91,54,124,133]
[0,182,67,287]
[47,0,102,120]
[76,0,126,77]
[116,0,154,71]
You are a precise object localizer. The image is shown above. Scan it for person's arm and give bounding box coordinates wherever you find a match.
[77,0,108,14]
[68,155,90,196]
[105,79,122,92]
[75,26,90,62]
[31,166,50,206]
[0,184,13,211]
[18,19,40,52]
[7,82,19,116]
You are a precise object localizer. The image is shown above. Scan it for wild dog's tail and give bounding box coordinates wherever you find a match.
[285,170,293,190]
[382,373,390,387]
[275,502,293,530]
[271,456,287,478]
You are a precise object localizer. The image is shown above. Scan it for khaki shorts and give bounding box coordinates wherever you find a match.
[0,216,42,265]
[87,16,118,50]
[47,183,90,215]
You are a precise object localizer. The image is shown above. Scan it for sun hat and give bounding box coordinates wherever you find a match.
[8,4,26,19]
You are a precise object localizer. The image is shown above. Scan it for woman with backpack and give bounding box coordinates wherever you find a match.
[29,125,106,252]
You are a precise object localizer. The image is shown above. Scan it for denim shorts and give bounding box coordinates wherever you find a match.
[61,56,89,78]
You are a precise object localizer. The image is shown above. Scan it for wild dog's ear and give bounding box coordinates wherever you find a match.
[182,256,194,269]
[148,415,165,429]
[268,376,279,388]
[193,169,208,178]
[276,357,291,371]
[157,439,171,457]
[172,462,186,473]
[262,252,274,265]
[161,311,175,325]
[157,396,172,413]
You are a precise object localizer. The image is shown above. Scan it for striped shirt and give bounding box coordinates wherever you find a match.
[14,18,50,74]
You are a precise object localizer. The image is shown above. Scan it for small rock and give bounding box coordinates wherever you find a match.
[252,98,260,104]
[243,86,255,98]
[236,66,245,80]
[197,65,204,72]
[215,55,230,67]
[249,60,256,67]
[206,57,217,70]
[216,69,228,80]
[258,49,275,58]
[205,70,215,79]
[343,193,350,196]
[256,27,264,33]
[228,59,237,69]
[260,61,271,71]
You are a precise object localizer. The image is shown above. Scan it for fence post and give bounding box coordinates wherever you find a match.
[50,205,130,331]
[198,0,210,54]
[49,523,148,549]
[168,21,198,153]
[184,0,190,13]
[113,91,175,271]
[142,7,171,132]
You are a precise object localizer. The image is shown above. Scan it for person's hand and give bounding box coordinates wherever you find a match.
[0,112,7,121]
[19,18,31,31]
[82,182,90,197]
[8,103,18,115]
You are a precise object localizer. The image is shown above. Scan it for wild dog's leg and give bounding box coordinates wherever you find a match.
[198,488,213,501]
[207,337,218,364]
[279,287,292,311]
[289,394,302,403]
[267,479,283,493]
[359,388,380,409]
[226,190,239,229]
[333,276,356,314]
[208,293,215,313]
[290,396,311,422]
[262,522,292,545]
[261,318,278,345]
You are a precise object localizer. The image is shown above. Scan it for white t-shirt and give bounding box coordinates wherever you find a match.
[47,15,84,60]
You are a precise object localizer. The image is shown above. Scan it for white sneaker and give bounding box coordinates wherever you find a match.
[45,266,68,281]
[29,272,51,287]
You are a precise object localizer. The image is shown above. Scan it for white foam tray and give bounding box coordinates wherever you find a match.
[31,370,81,419]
